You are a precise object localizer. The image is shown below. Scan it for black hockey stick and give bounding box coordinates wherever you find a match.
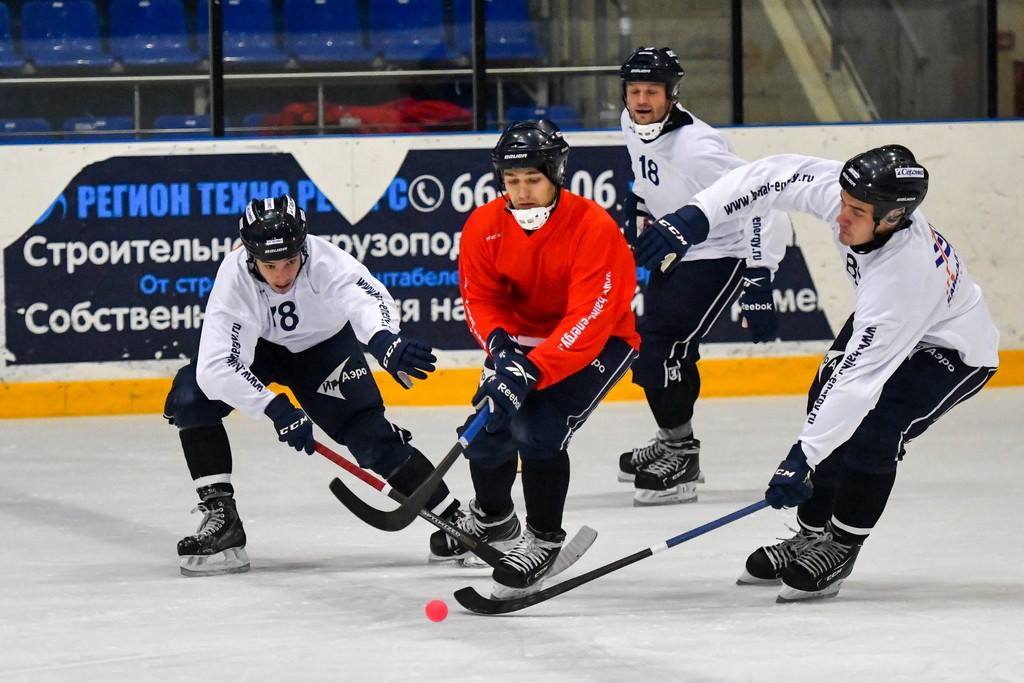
[454,499,769,615]
[325,406,490,532]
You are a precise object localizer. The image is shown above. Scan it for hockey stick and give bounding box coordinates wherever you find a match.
[454,499,770,615]
[317,445,503,567]
[324,406,490,532]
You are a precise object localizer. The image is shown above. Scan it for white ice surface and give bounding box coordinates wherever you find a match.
[2,389,1023,682]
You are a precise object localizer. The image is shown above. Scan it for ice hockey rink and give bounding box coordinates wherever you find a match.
[2,389,1022,682]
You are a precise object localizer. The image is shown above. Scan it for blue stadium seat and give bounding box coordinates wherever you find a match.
[20,0,113,67]
[506,105,581,130]
[197,0,288,65]
[454,0,542,61]
[0,3,23,69]
[284,0,373,64]
[369,1,454,63]
[153,113,210,137]
[0,117,54,143]
[63,115,135,140]
[110,0,199,66]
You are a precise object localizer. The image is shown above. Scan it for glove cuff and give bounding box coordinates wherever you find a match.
[367,329,399,366]
[264,393,293,421]
[674,204,710,243]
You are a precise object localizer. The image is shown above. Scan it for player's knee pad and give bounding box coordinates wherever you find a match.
[336,411,411,475]
[165,364,231,429]
[461,418,518,468]
[841,422,902,475]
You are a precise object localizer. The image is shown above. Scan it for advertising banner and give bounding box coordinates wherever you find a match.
[4,145,831,367]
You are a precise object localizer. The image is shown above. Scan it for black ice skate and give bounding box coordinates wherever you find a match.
[737,524,825,585]
[632,438,702,506]
[618,434,702,484]
[428,499,521,567]
[777,524,862,602]
[177,486,249,577]
[490,524,565,599]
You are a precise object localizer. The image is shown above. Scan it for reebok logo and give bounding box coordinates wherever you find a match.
[496,382,521,409]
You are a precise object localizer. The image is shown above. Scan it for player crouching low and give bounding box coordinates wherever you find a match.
[430,120,640,597]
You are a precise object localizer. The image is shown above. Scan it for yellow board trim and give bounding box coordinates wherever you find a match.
[2,350,1022,419]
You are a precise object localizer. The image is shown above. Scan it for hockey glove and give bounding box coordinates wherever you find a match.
[264,394,315,455]
[738,267,778,343]
[368,330,437,389]
[765,442,813,509]
[634,205,710,273]
[486,328,526,361]
[472,353,540,433]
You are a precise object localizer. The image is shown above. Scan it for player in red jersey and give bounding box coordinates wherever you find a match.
[428,119,640,597]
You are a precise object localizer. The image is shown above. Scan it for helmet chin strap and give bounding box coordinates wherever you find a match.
[629,108,672,141]
[506,191,559,231]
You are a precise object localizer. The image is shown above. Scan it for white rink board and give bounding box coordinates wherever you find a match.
[1,120,1022,386]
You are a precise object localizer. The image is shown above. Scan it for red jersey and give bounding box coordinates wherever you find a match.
[459,190,640,390]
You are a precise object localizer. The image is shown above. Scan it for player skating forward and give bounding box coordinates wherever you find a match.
[636,145,999,601]
[164,195,454,576]
[618,47,791,505]
[430,120,640,597]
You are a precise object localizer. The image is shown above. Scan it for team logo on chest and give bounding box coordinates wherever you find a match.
[317,357,369,399]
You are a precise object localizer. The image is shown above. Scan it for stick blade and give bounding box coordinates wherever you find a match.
[328,477,419,532]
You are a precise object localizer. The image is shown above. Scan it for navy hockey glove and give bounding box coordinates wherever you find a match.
[765,443,813,509]
[738,267,778,343]
[486,328,525,360]
[472,353,540,433]
[264,394,315,455]
[634,205,710,273]
[368,330,437,389]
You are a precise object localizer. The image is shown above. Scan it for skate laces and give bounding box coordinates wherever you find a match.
[191,501,226,539]
[630,438,667,467]
[644,449,692,477]
[762,526,822,569]
[793,533,852,576]
[500,529,560,575]
[445,501,513,551]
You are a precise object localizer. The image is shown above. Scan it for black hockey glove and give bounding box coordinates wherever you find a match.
[472,353,540,433]
[264,394,315,455]
[368,330,437,389]
[765,443,813,509]
[634,205,710,273]
[738,267,778,343]
[486,328,525,360]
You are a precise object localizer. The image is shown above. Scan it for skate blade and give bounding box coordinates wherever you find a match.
[617,471,635,483]
[776,580,844,603]
[427,553,489,568]
[179,547,250,577]
[736,569,782,586]
[633,483,698,507]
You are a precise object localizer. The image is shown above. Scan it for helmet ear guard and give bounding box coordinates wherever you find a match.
[839,144,929,228]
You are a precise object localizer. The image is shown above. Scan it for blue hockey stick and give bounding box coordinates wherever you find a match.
[455,499,770,614]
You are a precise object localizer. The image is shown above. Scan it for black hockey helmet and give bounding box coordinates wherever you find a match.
[239,195,308,262]
[619,46,685,101]
[840,145,929,227]
[491,119,570,191]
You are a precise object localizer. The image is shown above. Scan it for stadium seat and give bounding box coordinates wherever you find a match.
[454,0,542,61]
[20,0,113,67]
[197,0,288,65]
[153,113,210,137]
[369,0,454,63]
[284,0,373,64]
[506,105,582,130]
[0,117,54,143]
[110,0,199,66]
[63,115,135,140]
[0,3,23,69]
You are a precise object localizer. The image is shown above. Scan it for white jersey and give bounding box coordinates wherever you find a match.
[691,154,1000,467]
[196,234,399,419]
[621,105,789,271]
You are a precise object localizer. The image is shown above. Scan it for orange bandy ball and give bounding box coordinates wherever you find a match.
[425,599,448,622]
